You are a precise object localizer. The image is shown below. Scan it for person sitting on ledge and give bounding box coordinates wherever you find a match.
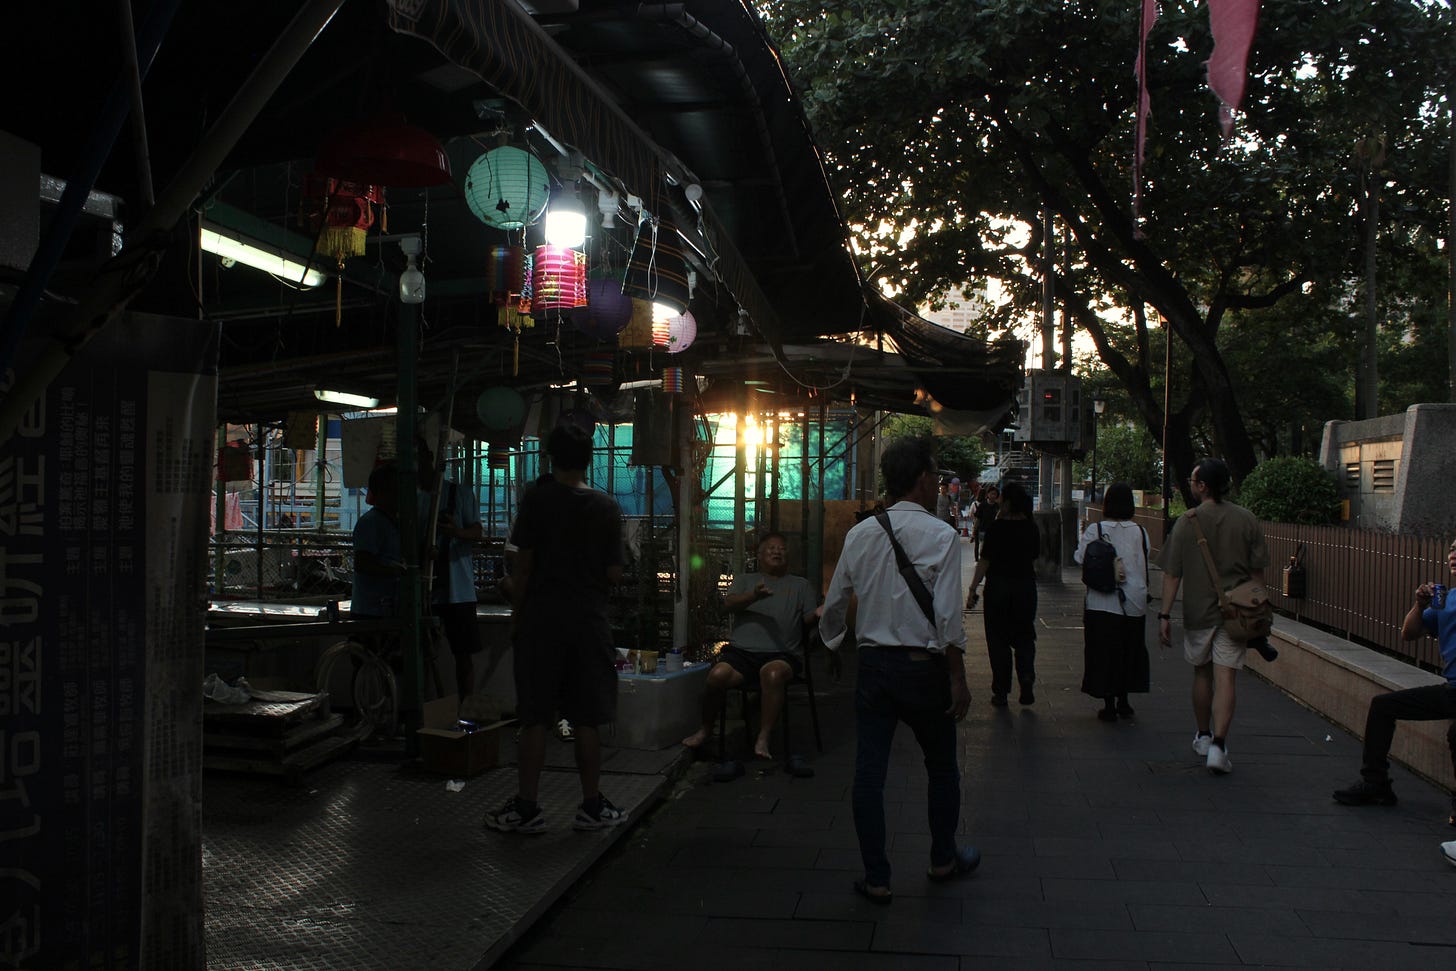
[683,531,821,760]
[1333,539,1456,829]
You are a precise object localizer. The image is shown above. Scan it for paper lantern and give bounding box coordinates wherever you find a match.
[622,218,690,313]
[487,445,513,470]
[464,147,550,230]
[476,386,527,440]
[485,245,526,306]
[301,175,382,324]
[316,115,451,188]
[531,244,587,316]
[653,310,697,353]
[574,279,633,340]
[619,298,655,349]
[581,349,616,388]
[661,366,685,395]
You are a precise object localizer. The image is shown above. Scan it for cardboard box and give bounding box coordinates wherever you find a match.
[416,695,510,777]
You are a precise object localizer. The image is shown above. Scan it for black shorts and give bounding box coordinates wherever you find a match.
[432,601,481,657]
[512,622,617,728]
[718,646,803,682]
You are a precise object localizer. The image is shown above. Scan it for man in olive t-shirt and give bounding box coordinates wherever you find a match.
[1158,458,1269,776]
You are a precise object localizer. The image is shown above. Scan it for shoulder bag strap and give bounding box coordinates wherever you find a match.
[1187,511,1233,612]
[873,510,937,626]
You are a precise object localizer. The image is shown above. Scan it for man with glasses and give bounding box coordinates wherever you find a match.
[683,531,821,760]
[1157,458,1269,775]
[1334,538,1456,845]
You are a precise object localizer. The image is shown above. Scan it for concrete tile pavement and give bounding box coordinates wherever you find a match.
[499,537,1456,969]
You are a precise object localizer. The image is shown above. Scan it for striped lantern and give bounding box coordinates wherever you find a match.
[622,217,690,313]
[531,244,587,315]
[485,244,526,306]
[581,349,616,388]
[661,366,685,395]
[487,445,513,470]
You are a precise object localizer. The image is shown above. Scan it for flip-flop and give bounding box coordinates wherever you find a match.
[785,754,815,778]
[710,760,745,783]
[927,845,982,882]
[852,880,893,905]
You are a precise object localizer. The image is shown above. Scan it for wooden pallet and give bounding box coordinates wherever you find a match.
[203,688,352,783]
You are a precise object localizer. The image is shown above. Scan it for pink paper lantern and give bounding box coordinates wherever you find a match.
[653,309,697,353]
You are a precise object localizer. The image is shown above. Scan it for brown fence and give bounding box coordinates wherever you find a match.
[1092,509,1451,671]
[1261,523,1451,671]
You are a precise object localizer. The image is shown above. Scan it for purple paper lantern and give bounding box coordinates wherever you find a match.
[573,279,634,340]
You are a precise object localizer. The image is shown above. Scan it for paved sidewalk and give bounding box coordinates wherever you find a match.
[499,539,1456,969]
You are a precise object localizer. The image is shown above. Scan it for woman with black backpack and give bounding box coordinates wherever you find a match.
[1074,483,1151,721]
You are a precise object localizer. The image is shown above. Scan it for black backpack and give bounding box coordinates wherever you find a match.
[1081,522,1120,594]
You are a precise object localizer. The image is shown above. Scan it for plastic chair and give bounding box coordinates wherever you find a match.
[716,628,823,775]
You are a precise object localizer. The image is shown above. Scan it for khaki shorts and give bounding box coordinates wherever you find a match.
[1183,626,1247,670]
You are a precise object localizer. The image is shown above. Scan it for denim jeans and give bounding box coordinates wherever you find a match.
[852,647,961,887]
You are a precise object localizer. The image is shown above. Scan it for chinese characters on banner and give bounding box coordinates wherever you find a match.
[1,313,218,969]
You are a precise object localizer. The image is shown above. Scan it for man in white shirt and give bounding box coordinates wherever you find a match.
[820,438,979,905]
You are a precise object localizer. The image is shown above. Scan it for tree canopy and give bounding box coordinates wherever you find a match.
[762,0,1453,499]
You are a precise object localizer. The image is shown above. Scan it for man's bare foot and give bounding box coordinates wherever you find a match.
[753,739,774,760]
[682,728,709,749]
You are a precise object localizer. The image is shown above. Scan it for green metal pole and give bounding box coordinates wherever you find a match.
[396,298,423,753]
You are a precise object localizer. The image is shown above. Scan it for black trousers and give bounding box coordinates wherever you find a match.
[1360,684,1456,782]
[983,576,1038,697]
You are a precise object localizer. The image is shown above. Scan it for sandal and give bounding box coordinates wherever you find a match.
[852,879,893,905]
[785,754,815,778]
[927,845,982,882]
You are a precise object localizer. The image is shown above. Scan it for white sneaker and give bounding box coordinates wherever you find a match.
[1441,841,1456,867]
[1206,743,1232,775]
[1192,733,1213,757]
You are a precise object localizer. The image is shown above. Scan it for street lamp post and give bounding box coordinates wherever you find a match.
[1091,396,1106,504]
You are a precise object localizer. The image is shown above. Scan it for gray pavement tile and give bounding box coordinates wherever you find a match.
[1049,928,1239,963]
[1042,878,1209,905]
[961,897,1134,932]
[700,916,873,951]
[1350,887,1456,917]
[1127,901,1311,937]
[1200,882,1385,912]
[670,843,820,868]
[678,810,838,831]
[752,827,862,849]
[870,919,1053,957]
[1297,908,1456,945]
[1228,931,1448,969]
[1111,858,1275,885]
[1170,838,1331,867]
[1033,836,1182,860]
[981,853,1117,880]
[795,889,963,923]
[1265,862,1442,892]
[688,948,960,971]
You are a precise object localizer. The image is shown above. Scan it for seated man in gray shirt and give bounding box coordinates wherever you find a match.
[683,532,821,760]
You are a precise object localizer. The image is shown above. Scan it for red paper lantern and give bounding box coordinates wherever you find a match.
[531,245,586,316]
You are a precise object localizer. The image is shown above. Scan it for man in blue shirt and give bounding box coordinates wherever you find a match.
[1334,538,1456,828]
[417,438,485,701]
[351,463,404,618]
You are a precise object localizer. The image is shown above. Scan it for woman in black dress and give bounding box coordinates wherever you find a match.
[965,481,1041,706]
[1073,483,1151,721]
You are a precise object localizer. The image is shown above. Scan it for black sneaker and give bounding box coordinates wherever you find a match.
[573,794,627,831]
[1332,778,1397,807]
[1019,684,1035,705]
[484,796,547,834]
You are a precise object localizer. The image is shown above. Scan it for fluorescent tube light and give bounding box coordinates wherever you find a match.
[200,224,325,287]
[314,389,379,409]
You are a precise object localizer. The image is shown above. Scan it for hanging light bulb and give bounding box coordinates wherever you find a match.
[544,185,588,248]
[399,236,425,305]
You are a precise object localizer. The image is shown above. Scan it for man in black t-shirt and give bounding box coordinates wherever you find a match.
[484,425,627,835]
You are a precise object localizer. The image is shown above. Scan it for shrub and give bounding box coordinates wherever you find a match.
[1237,457,1341,524]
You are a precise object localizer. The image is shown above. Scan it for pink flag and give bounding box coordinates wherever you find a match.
[1133,0,1160,235]
[1206,0,1260,137]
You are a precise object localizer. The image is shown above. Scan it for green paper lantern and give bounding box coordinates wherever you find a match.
[463,147,550,231]
[476,386,528,441]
